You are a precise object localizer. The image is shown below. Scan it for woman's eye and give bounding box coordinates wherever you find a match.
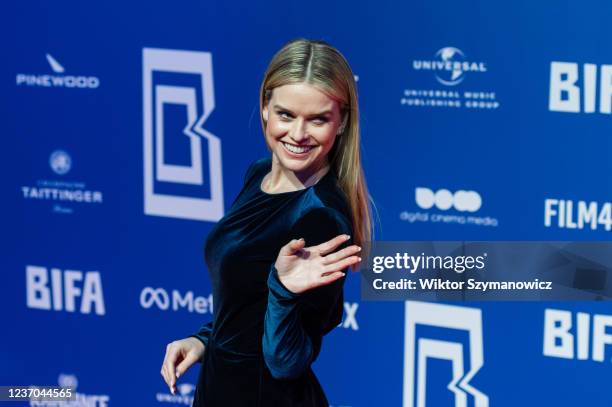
[277,111,292,120]
[311,118,328,125]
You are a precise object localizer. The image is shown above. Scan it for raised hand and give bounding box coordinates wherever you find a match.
[274,234,361,294]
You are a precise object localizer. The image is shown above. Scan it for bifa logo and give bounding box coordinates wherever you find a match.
[549,61,612,114]
[142,48,224,222]
[404,301,489,407]
[26,265,106,315]
[544,199,612,231]
[16,53,100,89]
[543,308,612,363]
[139,287,213,314]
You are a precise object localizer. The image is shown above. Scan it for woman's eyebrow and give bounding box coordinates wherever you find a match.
[273,104,332,116]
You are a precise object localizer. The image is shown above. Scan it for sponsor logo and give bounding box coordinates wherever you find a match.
[549,61,612,114]
[403,47,499,110]
[404,301,488,407]
[140,287,213,314]
[142,48,224,222]
[543,308,612,363]
[155,383,195,405]
[400,187,498,227]
[338,302,359,331]
[49,150,72,175]
[21,149,105,215]
[26,265,106,316]
[29,373,110,406]
[16,53,100,89]
[413,47,487,86]
[545,199,611,231]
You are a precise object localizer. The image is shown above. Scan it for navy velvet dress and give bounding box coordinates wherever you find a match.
[190,157,353,407]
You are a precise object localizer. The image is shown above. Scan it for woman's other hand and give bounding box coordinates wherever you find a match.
[275,234,361,294]
[160,337,205,395]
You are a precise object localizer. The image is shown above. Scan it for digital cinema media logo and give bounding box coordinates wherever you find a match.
[142,48,224,222]
[549,61,612,114]
[404,301,489,407]
[16,53,100,89]
[403,47,499,110]
[21,149,104,215]
[400,187,499,227]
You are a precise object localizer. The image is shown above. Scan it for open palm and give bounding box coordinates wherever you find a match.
[274,234,361,294]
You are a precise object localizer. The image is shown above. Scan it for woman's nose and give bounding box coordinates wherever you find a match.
[289,120,309,143]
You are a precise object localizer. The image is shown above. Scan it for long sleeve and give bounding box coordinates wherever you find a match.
[262,207,353,380]
[190,321,213,347]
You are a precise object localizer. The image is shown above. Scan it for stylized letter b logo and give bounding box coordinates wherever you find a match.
[404,301,489,407]
[142,48,224,221]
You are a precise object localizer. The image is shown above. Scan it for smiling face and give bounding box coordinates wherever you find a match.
[262,82,346,180]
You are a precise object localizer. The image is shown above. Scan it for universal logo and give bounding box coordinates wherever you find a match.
[21,149,104,215]
[400,187,499,227]
[402,47,499,110]
[16,53,100,89]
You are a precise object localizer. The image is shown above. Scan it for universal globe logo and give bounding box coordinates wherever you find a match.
[413,47,487,86]
[49,150,72,175]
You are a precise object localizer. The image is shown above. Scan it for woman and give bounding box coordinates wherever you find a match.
[161,38,372,406]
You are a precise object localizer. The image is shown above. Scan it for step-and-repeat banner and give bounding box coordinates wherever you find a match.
[3,1,612,406]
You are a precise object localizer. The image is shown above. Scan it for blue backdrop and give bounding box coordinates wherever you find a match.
[3,0,611,406]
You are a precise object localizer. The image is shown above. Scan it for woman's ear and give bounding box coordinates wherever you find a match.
[262,105,269,122]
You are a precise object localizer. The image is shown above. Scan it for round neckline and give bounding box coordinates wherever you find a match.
[258,161,333,196]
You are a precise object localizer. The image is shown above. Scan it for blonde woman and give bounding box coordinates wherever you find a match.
[161,38,372,406]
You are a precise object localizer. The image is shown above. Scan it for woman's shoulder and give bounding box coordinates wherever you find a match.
[301,176,353,232]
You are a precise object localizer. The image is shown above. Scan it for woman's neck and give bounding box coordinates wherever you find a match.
[262,157,330,194]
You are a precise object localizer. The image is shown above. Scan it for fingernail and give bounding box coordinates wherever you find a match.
[345,234,351,240]
[358,257,362,261]
[176,371,180,379]
[356,246,361,251]
[299,237,305,242]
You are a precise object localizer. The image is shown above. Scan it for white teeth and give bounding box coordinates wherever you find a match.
[283,142,313,154]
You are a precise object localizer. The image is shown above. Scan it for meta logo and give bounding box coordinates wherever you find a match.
[412,47,487,86]
[339,302,359,331]
[543,308,612,363]
[139,287,213,314]
[26,266,106,315]
[416,187,482,213]
[404,301,488,407]
[544,199,612,231]
[142,48,224,222]
[16,53,100,89]
[549,61,612,114]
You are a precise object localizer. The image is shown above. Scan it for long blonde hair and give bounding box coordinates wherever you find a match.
[259,38,372,249]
